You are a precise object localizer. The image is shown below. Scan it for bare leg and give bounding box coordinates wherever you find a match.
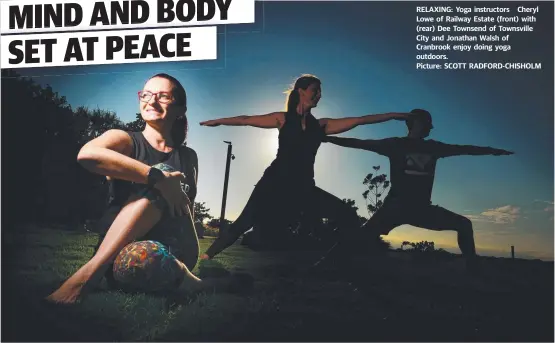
[46,194,166,304]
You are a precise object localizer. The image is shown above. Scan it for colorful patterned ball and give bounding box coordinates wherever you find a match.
[113,240,184,292]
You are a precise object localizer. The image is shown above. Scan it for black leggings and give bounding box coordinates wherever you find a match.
[361,197,476,257]
[205,176,360,257]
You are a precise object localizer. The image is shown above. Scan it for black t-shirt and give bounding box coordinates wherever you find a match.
[109,131,197,207]
[369,137,456,203]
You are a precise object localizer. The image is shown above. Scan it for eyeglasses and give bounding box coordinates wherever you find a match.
[138,91,175,104]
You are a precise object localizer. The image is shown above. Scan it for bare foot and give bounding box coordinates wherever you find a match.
[46,280,86,305]
[45,261,105,305]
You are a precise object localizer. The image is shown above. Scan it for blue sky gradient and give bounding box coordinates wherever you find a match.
[12,1,554,260]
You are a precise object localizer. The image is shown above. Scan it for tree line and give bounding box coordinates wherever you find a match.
[3,70,152,230]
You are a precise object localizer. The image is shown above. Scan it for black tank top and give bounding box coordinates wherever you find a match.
[109,131,197,206]
[264,111,324,184]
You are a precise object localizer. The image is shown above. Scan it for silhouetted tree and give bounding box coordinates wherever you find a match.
[125,113,146,132]
[74,106,125,145]
[360,166,392,251]
[402,241,435,253]
[399,240,454,259]
[193,202,213,224]
[2,70,77,226]
[362,165,390,218]
[207,218,232,229]
[2,70,131,229]
[342,198,368,225]
[342,198,358,212]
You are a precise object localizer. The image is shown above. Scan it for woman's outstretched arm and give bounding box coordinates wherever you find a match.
[200,112,285,129]
[319,112,410,135]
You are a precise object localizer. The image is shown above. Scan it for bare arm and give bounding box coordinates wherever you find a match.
[79,129,191,217]
[200,112,285,129]
[434,143,514,158]
[77,129,152,184]
[320,112,410,135]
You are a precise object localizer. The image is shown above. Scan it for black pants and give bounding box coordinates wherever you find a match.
[360,197,476,256]
[205,175,360,257]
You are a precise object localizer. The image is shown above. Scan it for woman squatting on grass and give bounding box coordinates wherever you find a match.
[47,74,251,304]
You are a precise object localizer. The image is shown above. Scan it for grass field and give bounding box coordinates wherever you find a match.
[2,226,553,341]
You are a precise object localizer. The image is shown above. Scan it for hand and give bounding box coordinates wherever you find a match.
[493,149,514,156]
[200,119,220,127]
[154,171,191,217]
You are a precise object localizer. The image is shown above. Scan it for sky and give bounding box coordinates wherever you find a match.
[8,1,554,260]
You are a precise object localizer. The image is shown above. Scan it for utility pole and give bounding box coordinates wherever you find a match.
[219,141,234,236]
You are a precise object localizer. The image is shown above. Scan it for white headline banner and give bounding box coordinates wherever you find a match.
[1,26,217,68]
[1,0,254,34]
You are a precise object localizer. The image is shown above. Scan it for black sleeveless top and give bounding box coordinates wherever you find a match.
[263,111,324,184]
[109,131,197,207]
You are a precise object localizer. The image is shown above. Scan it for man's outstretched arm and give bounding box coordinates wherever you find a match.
[324,136,392,155]
[434,143,514,157]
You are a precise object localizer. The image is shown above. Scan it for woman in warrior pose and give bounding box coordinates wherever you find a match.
[200,74,412,259]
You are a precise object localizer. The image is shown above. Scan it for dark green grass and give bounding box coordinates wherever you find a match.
[2,227,553,342]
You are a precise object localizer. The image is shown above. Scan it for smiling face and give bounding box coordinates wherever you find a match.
[139,76,184,125]
[298,82,322,109]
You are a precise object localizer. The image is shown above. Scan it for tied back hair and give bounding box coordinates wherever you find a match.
[284,74,321,114]
[148,73,188,146]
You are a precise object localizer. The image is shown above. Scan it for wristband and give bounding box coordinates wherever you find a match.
[147,166,165,187]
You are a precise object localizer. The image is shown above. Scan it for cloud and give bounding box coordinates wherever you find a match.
[464,214,489,223]
[465,205,520,224]
[536,200,554,211]
[533,200,555,212]
[534,200,554,205]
